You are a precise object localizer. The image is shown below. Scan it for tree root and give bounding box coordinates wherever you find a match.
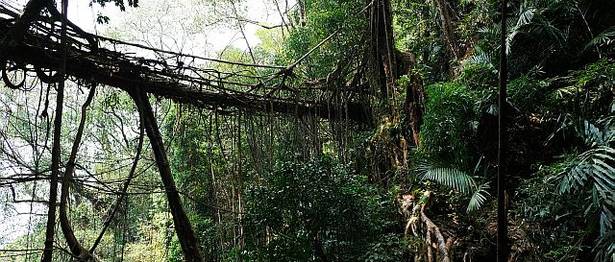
[399,191,453,262]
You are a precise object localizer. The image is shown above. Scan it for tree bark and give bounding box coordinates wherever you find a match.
[421,207,451,262]
[398,51,424,147]
[129,89,204,262]
[497,0,509,260]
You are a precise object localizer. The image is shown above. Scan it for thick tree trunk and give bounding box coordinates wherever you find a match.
[404,78,424,146]
[398,51,424,147]
[368,0,424,164]
[130,89,204,262]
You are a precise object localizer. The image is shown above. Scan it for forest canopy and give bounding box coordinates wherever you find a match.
[0,0,613,261]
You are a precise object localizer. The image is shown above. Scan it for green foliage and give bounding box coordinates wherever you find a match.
[392,0,449,80]
[594,231,615,262]
[360,233,408,262]
[470,0,584,76]
[557,119,615,230]
[243,156,403,261]
[414,162,490,213]
[570,58,615,116]
[574,58,615,89]
[3,0,615,260]
[456,0,497,42]
[420,82,477,167]
[283,0,366,79]
[585,26,615,53]
[467,182,490,213]
[524,58,615,122]
[124,211,174,261]
[416,165,476,194]
[508,74,550,112]
[514,168,590,261]
[458,59,498,90]
[254,28,287,65]
[506,0,569,54]
[559,146,615,198]
[553,117,615,261]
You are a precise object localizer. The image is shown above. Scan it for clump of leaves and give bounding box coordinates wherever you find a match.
[420,82,477,168]
[414,162,490,213]
[548,59,615,117]
[554,117,615,261]
[508,74,550,113]
[584,26,615,55]
[458,58,498,90]
[513,163,589,261]
[91,0,140,23]
[243,156,403,261]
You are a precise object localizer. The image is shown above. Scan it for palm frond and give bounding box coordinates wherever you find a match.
[558,144,615,254]
[417,165,476,195]
[505,1,567,54]
[416,163,492,212]
[506,5,536,52]
[583,121,605,146]
[559,146,615,195]
[585,26,615,51]
[467,183,490,213]
[516,5,536,27]
[466,50,493,66]
[556,117,615,260]
[598,117,615,143]
[593,230,615,262]
[599,205,615,236]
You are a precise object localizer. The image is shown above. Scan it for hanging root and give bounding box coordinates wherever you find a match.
[399,191,453,262]
[59,86,99,261]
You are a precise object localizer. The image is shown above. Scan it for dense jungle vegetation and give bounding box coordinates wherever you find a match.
[0,0,614,261]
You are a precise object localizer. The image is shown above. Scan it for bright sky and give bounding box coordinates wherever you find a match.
[68,0,286,54]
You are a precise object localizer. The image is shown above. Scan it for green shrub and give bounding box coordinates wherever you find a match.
[508,74,550,113]
[458,61,498,90]
[543,58,615,118]
[420,82,477,167]
[243,156,403,261]
[512,161,590,261]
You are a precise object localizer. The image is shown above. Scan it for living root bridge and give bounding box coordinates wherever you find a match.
[0,9,371,123]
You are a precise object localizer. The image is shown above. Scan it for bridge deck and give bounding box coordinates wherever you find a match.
[0,5,371,123]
